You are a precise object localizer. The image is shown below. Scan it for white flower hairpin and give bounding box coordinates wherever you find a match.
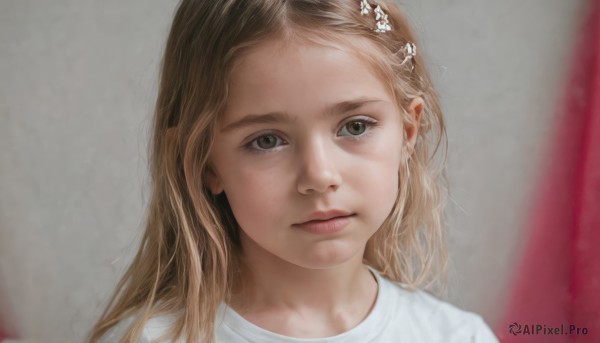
[399,42,417,69]
[359,0,417,69]
[359,0,391,32]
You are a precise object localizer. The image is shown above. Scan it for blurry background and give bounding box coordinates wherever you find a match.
[0,0,586,341]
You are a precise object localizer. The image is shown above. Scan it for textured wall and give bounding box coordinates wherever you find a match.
[0,0,583,341]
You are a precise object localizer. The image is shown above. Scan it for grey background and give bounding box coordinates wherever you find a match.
[0,0,584,341]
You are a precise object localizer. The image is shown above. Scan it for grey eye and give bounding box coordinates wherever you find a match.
[255,135,278,149]
[344,121,367,136]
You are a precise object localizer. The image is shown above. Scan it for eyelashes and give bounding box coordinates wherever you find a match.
[242,117,380,154]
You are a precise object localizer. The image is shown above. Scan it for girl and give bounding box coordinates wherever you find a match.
[88,0,499,342]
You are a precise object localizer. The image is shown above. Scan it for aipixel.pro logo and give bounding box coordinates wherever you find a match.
[508,322,588,336]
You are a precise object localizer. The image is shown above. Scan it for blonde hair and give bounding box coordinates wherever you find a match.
[87,0,448,342]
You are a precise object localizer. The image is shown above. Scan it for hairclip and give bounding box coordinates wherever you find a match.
[359,0,391,32]
[399,42,417,68]
[360,1,417,69]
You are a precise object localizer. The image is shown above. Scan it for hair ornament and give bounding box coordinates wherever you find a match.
[360,0,372,15]
[359,1,417,70]
[399,42,417,69]
[359,0,391,32]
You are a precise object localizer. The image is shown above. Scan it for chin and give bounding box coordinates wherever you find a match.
[287,239,365,270]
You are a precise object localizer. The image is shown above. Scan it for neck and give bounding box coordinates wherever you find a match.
[229,233,377,315]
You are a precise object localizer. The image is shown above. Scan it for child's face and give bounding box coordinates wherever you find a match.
[208,37,419,269]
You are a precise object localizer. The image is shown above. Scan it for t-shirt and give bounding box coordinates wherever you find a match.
[100,267,499,342]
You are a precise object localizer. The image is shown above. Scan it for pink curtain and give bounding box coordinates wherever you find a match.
[497,0,600,342]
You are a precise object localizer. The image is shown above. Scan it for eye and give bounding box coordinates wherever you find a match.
[242,117,379,154]
[255,134,279,149]
[338,118,378,138]
[342,121,367,136]
[243,133,286,153]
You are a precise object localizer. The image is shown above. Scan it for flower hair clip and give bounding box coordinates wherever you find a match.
[360,1,417,69]
[360,0,391,32]
[399,42,417,69]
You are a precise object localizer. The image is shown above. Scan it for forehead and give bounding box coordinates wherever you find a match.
[223,36,395,122]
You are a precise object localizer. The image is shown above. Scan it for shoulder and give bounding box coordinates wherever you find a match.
[97,313,180,343]
[378,277,499,342]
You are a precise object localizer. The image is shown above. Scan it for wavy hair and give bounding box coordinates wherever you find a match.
[87,0,448,342]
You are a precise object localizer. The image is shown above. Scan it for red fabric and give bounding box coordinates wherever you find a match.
[497,1,600,342]
[0,295,18,340]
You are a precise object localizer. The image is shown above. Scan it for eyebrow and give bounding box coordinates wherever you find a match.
[220,97,385,133]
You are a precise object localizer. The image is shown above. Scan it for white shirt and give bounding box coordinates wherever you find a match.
[101,267,499,342]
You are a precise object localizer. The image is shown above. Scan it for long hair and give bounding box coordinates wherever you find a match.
[87,0,448,342]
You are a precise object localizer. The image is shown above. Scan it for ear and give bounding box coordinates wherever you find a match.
[205,165,224,195]
[405,97,424,151]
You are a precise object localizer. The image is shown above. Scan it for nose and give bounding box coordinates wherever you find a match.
[296,137,342,195]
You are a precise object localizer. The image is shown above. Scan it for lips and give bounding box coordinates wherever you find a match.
[296,209,355,224]
[292,214,354,234]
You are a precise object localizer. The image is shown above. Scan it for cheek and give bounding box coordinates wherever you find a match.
[354,154,399,208]
[350,133,402,220]
[221,164,289,232]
